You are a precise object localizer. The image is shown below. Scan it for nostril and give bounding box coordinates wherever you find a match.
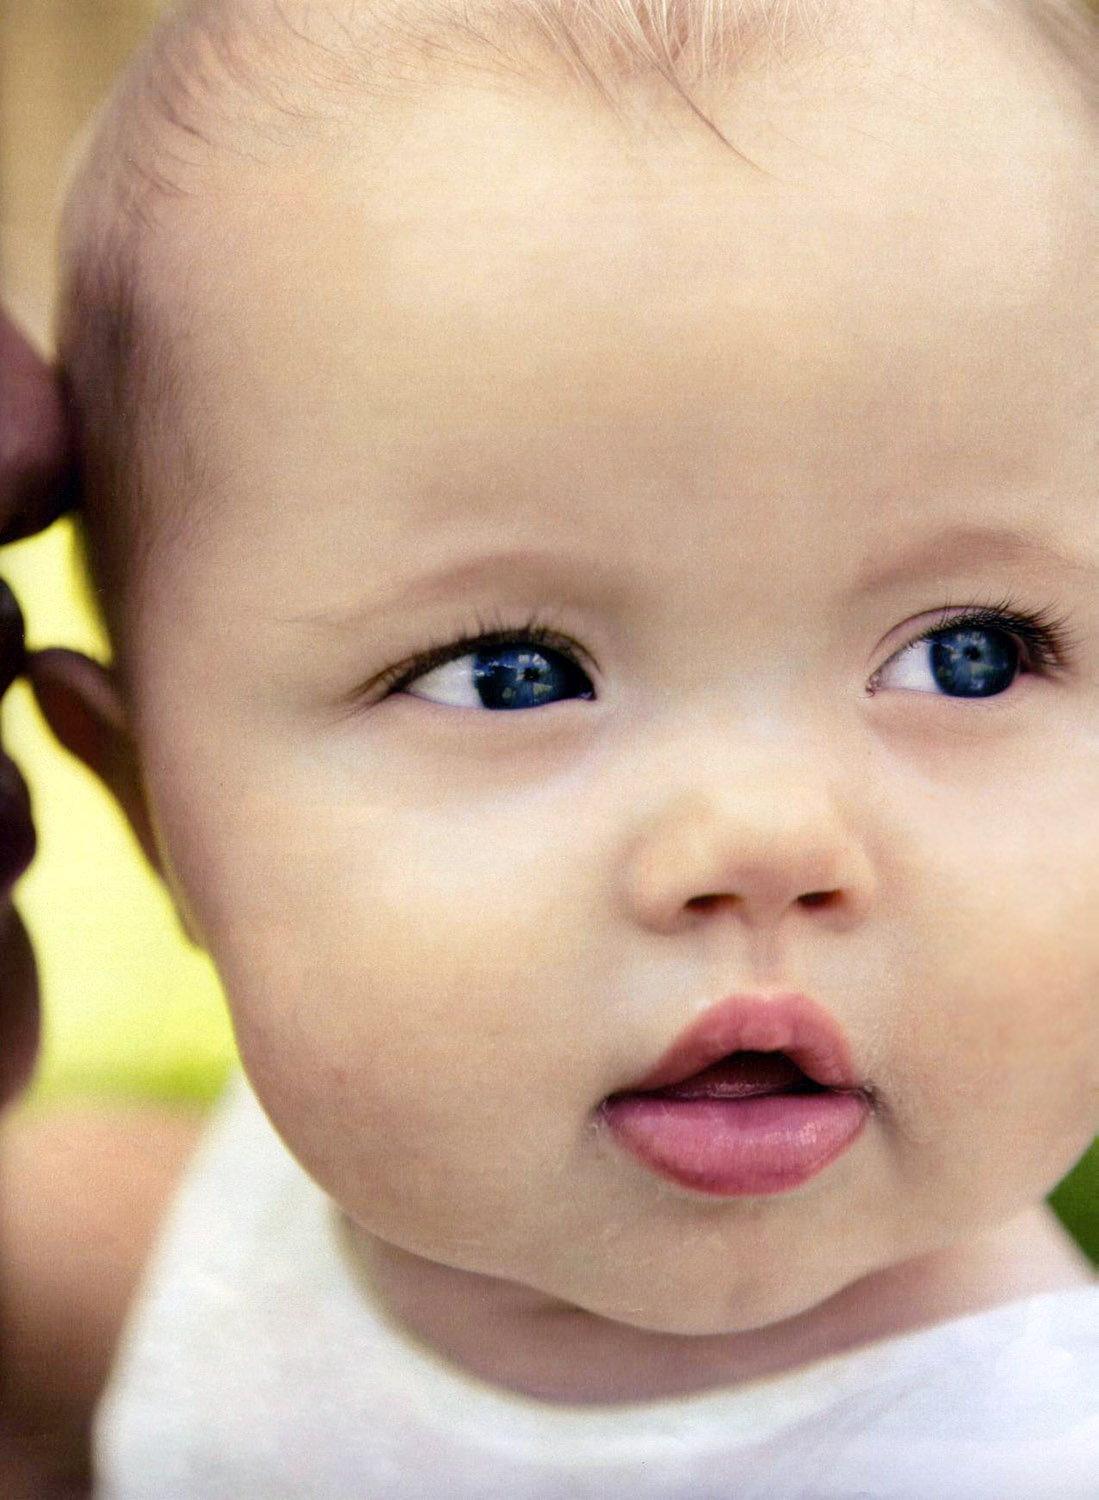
[685,893,727,912]
[684,891,843,914]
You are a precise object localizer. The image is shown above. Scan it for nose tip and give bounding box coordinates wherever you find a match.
[622,789,875,936]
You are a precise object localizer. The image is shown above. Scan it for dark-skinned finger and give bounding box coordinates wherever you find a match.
[0,576,27,695]
[0,902,40,1108]
[0,752,35,896]
[0,747,38,1108]
[0,310,76,543]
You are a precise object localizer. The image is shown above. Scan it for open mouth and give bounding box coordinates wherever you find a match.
[647,1049,829,1101]
[600,995,872,1197]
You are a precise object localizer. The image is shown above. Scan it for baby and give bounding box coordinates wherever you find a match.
[21,0,1099,1492]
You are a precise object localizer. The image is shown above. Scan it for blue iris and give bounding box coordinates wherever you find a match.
[928,627,1018,697]
[471,645,595,710]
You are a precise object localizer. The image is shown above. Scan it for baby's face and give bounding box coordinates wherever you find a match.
[120,14,1097,1332]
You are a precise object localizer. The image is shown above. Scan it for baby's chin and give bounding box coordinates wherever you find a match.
[350,1210,882,1342]
[494,1220,900,1340]
[556,1259,864,1338]
[351,1219,935,1403]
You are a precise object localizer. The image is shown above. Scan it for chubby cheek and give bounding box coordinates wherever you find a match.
[881,835,1099,1230]
[146,737,897,1328]
[153,745,621,1256]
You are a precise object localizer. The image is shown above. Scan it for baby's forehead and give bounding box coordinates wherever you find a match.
[156,0,1094,383]
[129,0,1090,295]
[90,0,1098,203]
[60,0,1096,634]
[154,79,1093,557]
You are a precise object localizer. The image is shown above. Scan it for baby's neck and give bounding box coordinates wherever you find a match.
[344,1206,1093,1405]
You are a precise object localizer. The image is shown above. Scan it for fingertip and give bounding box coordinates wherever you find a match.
[0,577,27,692]
[0,314,77,544]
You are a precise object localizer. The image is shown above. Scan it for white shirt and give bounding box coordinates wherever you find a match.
[95,1072,1099,1499]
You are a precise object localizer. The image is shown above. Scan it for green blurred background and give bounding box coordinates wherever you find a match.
[0,0,1094,1260]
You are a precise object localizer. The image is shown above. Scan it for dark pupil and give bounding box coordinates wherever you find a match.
[929,628,1018,697]
[472,645,593,710]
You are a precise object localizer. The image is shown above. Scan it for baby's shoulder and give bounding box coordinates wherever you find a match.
[0,1101,204,1495]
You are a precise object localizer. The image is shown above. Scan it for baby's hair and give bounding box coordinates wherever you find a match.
[59,0,1097,666]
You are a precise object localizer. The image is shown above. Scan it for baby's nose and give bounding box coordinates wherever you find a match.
[619,777,876,937]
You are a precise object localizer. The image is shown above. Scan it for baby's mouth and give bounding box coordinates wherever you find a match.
[597,991,871,1195]
[649,1050,826,1101]
[600,1041,868,1197]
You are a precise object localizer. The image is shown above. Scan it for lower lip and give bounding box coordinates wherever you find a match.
[600,1091,871,1196]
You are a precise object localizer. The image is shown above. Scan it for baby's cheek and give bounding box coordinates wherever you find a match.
[198,785,601,1188]
[890,931,1099,1224]
[851,819,1099,1233]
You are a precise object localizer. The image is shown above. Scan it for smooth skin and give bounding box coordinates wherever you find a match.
[29,0,1099,1446]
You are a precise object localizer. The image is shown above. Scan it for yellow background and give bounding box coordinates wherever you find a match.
[1,0,236,1100]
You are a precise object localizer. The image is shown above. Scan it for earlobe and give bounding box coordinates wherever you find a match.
[26,646,163,880]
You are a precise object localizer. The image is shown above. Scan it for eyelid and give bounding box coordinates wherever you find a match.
[867,597,1077,694]
[354,596,1079,708]
[365,614,599,701]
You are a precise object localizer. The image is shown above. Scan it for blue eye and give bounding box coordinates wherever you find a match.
[403,639,596,710]
[870,603,1071,699]
[874,624,1020,697]
[925,627,1017,697]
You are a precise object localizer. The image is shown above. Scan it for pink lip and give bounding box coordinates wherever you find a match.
[600,993,871,1197]
[626,992,862,1093]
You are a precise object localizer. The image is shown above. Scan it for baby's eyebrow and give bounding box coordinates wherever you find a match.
[280,521,1099,638]
[279,547,616,634]
[851,523,1097,597]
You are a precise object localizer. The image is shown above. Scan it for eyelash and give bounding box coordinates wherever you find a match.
[369,610,596,697]
[368,595,1078,701]
[865,594,1078,695]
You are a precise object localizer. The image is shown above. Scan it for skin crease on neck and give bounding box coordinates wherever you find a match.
[89,1,1096,1403]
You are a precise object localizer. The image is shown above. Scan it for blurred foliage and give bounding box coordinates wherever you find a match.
[1050,1140,1099,1265]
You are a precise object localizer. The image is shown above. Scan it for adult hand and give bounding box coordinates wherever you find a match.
[0,309,74,1109]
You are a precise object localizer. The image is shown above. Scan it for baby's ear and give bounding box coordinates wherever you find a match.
[26,647,162,881]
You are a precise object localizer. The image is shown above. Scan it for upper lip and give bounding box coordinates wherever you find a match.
[617,992,862,1094]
